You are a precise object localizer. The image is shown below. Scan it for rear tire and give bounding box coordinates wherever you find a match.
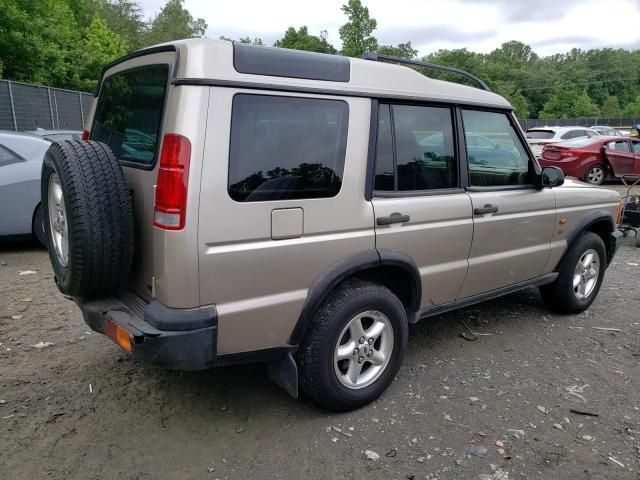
[539,232,606,314]
[584,164,605,185]
[297,279,408,411]
[41,141,134,297]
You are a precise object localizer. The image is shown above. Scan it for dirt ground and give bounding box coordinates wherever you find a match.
[2,191,640,480]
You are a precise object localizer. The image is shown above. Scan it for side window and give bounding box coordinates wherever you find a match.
[394,105,456,191]
[228,94,349,202]
[462,110,531,187]
[561,130,579,140]
[0,144,24,167]
[374,104,394,190]
[608,140,631,153]
[374,104,457,193]
[632,141,640,154]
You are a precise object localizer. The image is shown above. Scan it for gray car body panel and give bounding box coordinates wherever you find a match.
[0,132,50,237]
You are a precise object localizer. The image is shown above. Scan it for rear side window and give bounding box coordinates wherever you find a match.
[526,130,555,139]
[608,140,631,153]
[632,141,640,154]
[374,103,457,192]
[228,95,349,202]
[91,64,169,167]
[0,144,24,167]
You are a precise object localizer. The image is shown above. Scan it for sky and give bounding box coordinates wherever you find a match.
[138,0,640,57]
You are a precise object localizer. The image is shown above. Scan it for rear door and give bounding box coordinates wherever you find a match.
[371,102,473,307]
[458,109,556,298]
[604,139,635,176]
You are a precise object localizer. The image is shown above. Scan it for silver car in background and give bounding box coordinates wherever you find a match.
[0,131,50,243]
[525,126,600,158]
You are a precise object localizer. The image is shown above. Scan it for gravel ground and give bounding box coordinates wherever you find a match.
[1,190,640,480]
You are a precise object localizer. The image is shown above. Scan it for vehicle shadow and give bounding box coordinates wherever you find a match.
[94,286,550,421]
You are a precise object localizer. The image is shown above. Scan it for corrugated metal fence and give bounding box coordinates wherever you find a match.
[0,79,93,132]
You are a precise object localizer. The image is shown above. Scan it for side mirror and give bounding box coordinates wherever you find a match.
[540,166,564,188]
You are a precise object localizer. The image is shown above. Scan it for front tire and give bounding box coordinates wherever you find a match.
[540,232,606,314]
[584,164,605,185]
[297,280,408,411]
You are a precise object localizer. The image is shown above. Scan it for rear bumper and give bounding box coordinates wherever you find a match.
[78,296,217,371]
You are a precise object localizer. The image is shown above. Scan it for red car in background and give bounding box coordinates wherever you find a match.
[539,136,640,185]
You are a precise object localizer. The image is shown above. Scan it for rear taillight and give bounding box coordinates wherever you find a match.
[153,134,191,230]
[82,130,90,141]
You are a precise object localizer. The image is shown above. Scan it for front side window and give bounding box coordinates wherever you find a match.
[0,144,24,167]
[462,110,531,187]
[91,64,169,167]
[632,141,640,154]
[374,104,457,192]
[228,95,348,202]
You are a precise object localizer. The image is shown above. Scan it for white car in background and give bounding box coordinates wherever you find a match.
[525,126,601,158]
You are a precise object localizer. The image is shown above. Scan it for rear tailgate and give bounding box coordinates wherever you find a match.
[85,49,203,307]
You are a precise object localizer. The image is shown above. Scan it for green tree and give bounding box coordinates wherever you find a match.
[238,37,264,45]
[601,95,622,117]
[274,26,337,54]
[146,0,207,45]
[378,41,417,59]
[623,95,640,116]
[339,0,378,58]
[540,88,599,119]
[78,17,128,90]
[0,0,82,88]
[85,0,147,50]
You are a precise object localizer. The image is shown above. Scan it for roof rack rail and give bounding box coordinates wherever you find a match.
[362,52,491,92]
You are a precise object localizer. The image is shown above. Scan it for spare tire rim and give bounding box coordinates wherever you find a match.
[333,310,394,389]
[573,248,600,300]
[48,173,69,267]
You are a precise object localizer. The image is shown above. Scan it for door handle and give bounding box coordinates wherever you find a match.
[376,212,411,226]
[474,204,499,215]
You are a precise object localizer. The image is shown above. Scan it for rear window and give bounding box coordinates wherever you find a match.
[558,137,596,147]
[228,94,349,202]
[526,130,555,139]
[90,64,169,167]
[0,144,24,167]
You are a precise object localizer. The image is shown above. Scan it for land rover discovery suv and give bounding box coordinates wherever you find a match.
[41,39,622,411]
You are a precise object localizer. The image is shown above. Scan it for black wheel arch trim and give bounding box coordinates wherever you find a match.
[558,210,616,268]
[288,249,421,346]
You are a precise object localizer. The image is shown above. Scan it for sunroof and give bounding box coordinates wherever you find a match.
[233,43,350,83]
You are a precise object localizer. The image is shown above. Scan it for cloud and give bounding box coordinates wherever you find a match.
[377,25,496,47]
[465,0,582,21]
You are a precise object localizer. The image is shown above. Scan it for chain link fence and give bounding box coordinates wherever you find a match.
[520,117,640,130]
[0,79,93,132]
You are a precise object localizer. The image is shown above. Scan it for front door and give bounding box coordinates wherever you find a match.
[604,139,635,176]
[457,109,557,299]
[371,103,474,307]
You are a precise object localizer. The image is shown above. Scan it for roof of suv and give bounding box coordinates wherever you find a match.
[103,38,512,110]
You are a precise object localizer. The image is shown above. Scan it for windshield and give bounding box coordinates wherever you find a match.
[526,130,555,139]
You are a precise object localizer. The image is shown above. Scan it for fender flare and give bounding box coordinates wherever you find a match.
[557,210,615,268]
[288,249,421,346]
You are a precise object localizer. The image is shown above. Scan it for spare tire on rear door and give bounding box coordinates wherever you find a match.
[41,141,134,298]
